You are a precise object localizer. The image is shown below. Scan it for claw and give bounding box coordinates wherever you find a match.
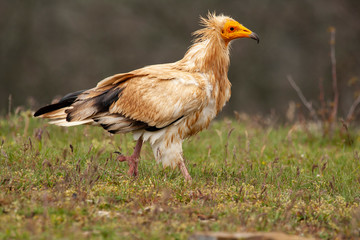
[117,155,127,162]
[117,155,138,176]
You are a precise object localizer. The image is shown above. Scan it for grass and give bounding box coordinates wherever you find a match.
[0,110,360,239]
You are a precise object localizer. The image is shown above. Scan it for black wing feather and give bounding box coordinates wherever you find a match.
[34,90,85,117]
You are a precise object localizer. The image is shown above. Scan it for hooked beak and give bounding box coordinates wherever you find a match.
[249,32,260,44]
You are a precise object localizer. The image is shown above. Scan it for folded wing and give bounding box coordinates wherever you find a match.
[34,65,207,134]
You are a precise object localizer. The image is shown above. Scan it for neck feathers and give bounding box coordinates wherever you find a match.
[181,30,230,76]
[180,22,232,114]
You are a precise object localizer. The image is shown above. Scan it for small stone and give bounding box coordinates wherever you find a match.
[189,232,315,240]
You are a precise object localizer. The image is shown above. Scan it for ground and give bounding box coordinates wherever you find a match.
[0,111,359,239]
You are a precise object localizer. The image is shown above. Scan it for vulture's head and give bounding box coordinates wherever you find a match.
[196,13,259,44]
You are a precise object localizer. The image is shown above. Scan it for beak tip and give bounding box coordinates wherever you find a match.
[250,32,260,44]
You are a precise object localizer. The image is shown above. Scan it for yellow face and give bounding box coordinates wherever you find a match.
[221,20,258,43]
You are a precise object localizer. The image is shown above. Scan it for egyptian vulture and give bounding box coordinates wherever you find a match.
[34,13,259,181]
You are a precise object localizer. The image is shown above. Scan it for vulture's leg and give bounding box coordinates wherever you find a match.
[178,161,192,182]
[117,137,143,177]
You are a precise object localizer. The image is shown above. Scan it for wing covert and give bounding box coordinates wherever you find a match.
[109,70,207,128]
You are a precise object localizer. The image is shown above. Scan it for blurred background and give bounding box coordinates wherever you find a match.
[1,0,360,120]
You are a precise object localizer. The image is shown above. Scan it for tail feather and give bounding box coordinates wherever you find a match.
[65,88,123,122]
[34,89,96,127]
[34,90,85,117]
[41,107,70,119]
[49,119,94,126]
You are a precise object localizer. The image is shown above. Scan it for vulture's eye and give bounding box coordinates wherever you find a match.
[230,27,234,31]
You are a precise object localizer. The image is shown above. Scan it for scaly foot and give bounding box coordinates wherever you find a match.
[117,155,139,177]
[116,137,143,177]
